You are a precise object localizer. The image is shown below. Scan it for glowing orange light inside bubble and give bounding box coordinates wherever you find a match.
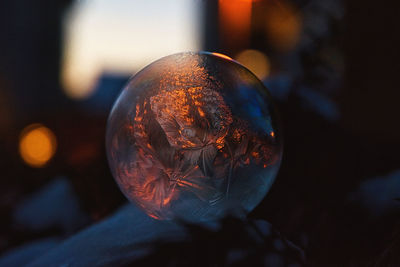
[19,124,57,168]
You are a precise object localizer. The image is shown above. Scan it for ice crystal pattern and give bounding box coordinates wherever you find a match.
[106,52,282,222]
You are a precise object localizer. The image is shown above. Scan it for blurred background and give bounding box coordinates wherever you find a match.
[0,0,399,265]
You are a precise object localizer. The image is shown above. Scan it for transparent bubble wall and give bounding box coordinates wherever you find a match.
[106,52,282,222]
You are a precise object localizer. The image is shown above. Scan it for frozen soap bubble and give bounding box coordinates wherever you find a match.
[106,52,282,222]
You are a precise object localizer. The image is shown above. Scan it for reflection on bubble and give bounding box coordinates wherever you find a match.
[211,52,234,61]
[106,52,282,222]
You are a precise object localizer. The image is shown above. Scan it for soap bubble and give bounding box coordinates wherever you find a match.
[106,52,282,222]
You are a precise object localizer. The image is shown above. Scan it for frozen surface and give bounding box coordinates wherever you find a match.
[351,169,400,216]
[0,238,59,267]
[1,203,303,266]
[27,204,186,267]
[13,177,89,233]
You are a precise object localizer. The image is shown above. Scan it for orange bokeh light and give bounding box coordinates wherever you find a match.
[264,0,302,51]
[19,124,57,168]
[235,49,271,80]
[219,0,253,49]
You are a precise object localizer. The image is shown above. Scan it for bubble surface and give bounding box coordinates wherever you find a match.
[106,52,282,221]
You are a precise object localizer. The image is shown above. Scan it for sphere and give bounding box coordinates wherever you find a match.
[106,52,282,222]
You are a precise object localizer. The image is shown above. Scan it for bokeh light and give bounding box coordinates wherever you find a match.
[235,49,270,80]
[19,124,57,168]
[264,0,302,51]
[219,0,252,50]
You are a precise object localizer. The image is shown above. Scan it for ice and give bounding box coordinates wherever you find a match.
[106,52,282,222]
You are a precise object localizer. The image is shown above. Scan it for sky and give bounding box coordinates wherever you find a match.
[62,0,202,99]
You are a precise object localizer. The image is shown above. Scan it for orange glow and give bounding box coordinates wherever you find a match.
[235,49,271,80]
[127,56,235,218]
[148,213,159,220]
[232,129,241,142]
[264,0,302,51]
[150,75,232,150]
[178,179,202,190]
[215,136,225,150]
[270,131,275,137]
[19,124,57,168]
[219,0,252,49]
[211,52,233,61]
[197,107,205,117]
[113,54,278,220]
